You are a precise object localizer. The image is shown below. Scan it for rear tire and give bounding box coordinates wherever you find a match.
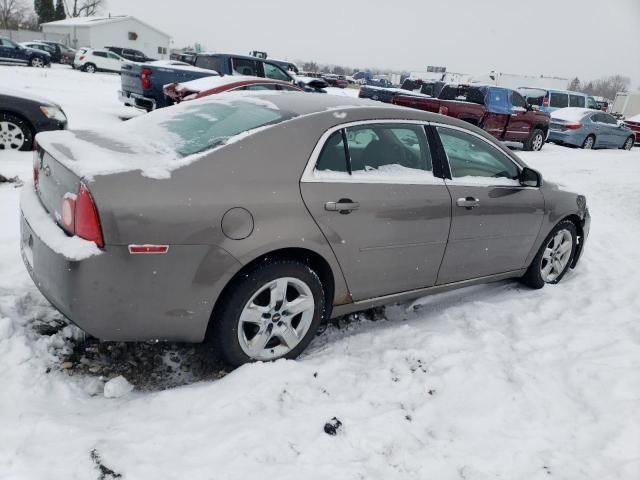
[212,260,327,367]
[582,135,595,149]
[83,63,96,73]
[523,129,545,151]
[521,220,577,289]
[622,136,634,150]
[0,112,34,151]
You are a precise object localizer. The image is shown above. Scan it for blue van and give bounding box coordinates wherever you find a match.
[517,87,598,113]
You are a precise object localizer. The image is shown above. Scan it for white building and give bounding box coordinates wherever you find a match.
[472,71,569,90]
[41,15,171,60]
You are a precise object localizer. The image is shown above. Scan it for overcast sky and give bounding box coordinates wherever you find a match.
[106,0,640,87]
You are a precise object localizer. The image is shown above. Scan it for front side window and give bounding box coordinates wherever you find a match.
[511,92,527,109]
[437,127,520,184]
[107,52,121,60]
[263,62,290,81]
[569,94,585,107]
[245,84,278,91]
[586,96,598,109]
[195,55,225,73]
[550,92,569,108]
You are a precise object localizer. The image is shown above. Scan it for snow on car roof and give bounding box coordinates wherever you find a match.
[169,75,263,93]
[551,108,592,122]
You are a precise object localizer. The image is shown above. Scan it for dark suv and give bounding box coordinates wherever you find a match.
[0,36,50,67]
[105,46,155,63]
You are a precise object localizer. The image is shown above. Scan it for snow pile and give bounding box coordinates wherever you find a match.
[103,376,134,398]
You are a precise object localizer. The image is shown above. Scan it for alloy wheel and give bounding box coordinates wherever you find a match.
[31,57,44,68]
[540,229,573,283]
[624,137,633,150]
[237,277,315,361]
[532,133,544,151]
[583,136,594,149]
[86,64,95,73]
[0,121,25,150]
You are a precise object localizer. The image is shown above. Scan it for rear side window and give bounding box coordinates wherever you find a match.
[195,55,225,73]
[93,51,107,58]
[518,88,545,106]
[550,92,568,108]
[231,57,261,76]
[316,131,347,172]
[569,94,585,107]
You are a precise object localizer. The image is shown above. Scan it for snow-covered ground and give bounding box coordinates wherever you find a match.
[1,65,639,479]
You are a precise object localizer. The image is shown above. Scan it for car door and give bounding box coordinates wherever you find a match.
[590,113,614,146]
[300,122,452,301]
[434,125,544,284]
[0,38,25,64]
[106,52,123,72]
[505,90,532,141]
[602,112,630,146]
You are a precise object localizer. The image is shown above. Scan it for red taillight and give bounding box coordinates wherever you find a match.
[79,55,85,61]
[543,96,550,107]
[128,245,169,254]
[439,106,449,116]
[565,123,582,130]
[32,150,39,188]
[60,183,104,248]
[141,68,152,89]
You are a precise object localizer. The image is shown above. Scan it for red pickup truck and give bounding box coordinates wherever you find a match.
[393,84,550,151]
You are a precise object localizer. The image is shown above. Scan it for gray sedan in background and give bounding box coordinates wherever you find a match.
[21,93,590,367]
[548,107,635,150]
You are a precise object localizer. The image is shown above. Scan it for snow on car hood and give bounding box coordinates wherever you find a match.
[0,88,60,107]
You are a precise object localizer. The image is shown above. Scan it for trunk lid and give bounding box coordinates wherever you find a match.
[121,62,144,95]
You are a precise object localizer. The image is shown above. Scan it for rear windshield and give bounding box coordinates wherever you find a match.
[195,55,226,72]
[124,97,295,157]
[518,88,545,106]
[439,85,485,105]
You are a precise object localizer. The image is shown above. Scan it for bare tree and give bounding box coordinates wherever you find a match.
[0,0,30,28]
[63,0,102,17]
[582,75,630,100]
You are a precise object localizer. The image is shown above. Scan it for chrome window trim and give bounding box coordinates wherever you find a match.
[300,119,443,186]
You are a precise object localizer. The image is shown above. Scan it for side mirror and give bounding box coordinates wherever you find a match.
[520,167,542,187]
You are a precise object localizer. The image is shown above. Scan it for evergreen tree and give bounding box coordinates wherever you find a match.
[34,0,55,24]
[54,0,65,20]
[567,77,581,92]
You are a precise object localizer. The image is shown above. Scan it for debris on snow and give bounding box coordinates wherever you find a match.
[323,417,343,436]
[90,449,122,480]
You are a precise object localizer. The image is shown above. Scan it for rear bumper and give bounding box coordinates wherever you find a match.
[20,184,241,342]
[547,129,584,146]
[118,90,156,111]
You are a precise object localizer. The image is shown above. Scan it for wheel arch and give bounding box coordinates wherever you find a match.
[560,214,585,268]
[205,247,337,339]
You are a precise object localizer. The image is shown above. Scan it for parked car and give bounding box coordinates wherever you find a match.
[293,75,330,93]
[22,93,589,367]
[74,48,126,73]
[0,36,51,67]
[322,74,348,88]
[394,84,550,151]
[548,108,635,150]
[105,46,155,63]
[517,88,598,113]
[164,76,302,103]
[0,89,67,151]
[20,42,56,58]
[120,53,296,111]
[359,78,445,103]
[622,113,640,143]
[38,40,76,64]
[611,92,640,119]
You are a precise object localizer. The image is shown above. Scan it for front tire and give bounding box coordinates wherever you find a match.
[523,129,545,151]
[212,260,327,367]
[521,220,577,289]
[30,57,45,68]
[0,112,34,151]
[582,135,595,149]
[622,136,634,150]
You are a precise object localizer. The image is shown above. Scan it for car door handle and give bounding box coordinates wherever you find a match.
[456,197,480,209]
[325,199,360,214]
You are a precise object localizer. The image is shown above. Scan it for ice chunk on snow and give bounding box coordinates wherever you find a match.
[104,375,134,398]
